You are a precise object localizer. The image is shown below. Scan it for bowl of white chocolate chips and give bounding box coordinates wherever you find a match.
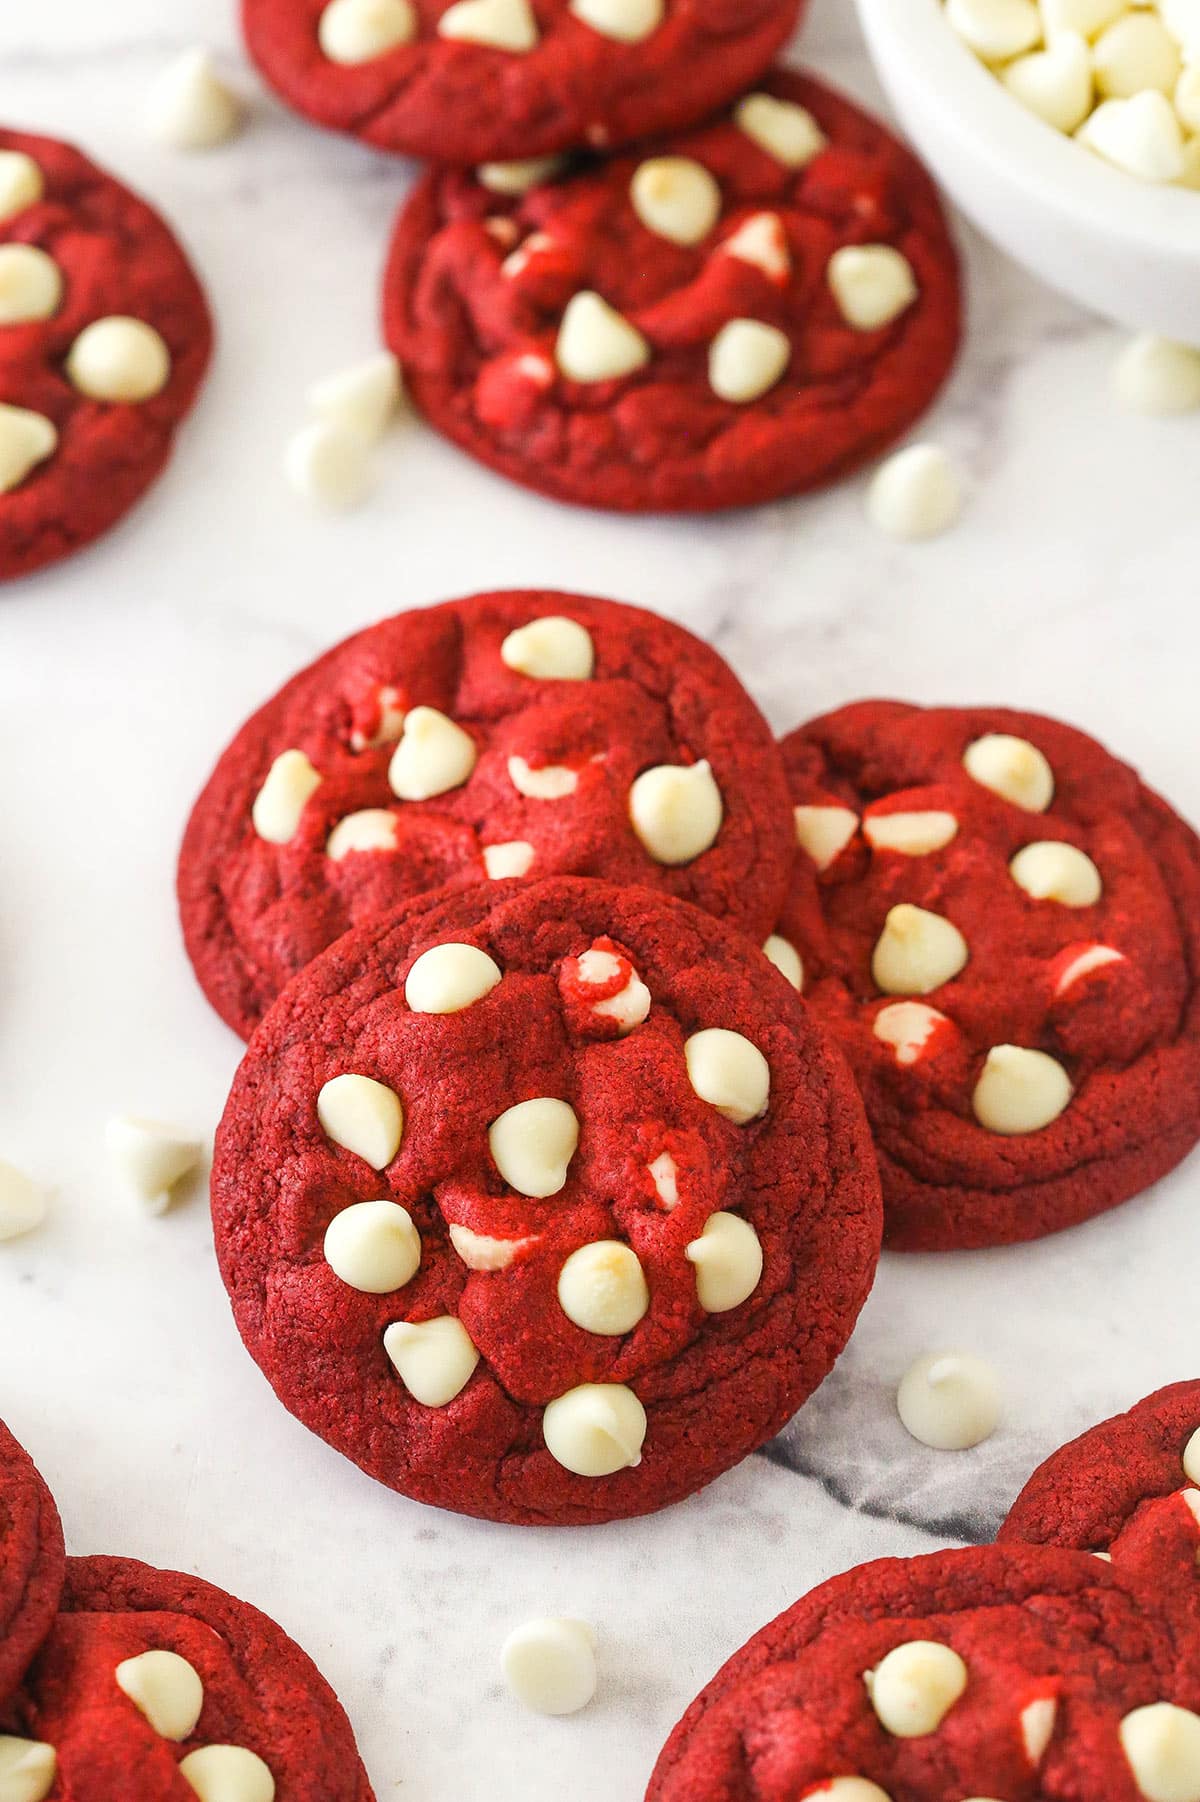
[855,0,1200,341]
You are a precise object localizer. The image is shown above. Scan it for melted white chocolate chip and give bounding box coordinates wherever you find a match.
[866,1640,968,1738]
[251,750,321,845]
[326,810,398,860]
[478,156,564,194]
[556,291,650,383]
[501,1618,598,1715]
[763,934,804,991]
[648,1151,678,1209]
[575,947,651,1033]
[720,213,792,282]
[317,1074,404,1170]
[405,942,502,1013]
[0,403,57,495]
[448,1223,537,1271]
[542,1382,646,1476]
[569,0,663,39]
[872,904,968,996]
[1010,840,1102,906]
[489,1098,579,1197]
[438,0,539,50]
[630,157,721,246]
[873,1000,948,1066]
[1120,1703,1200,1800]
[324,1200,420,1293]
[115,1649,205,1741]
[972,1046,1072,1134]
[734,93,828,167]
[501,615,594,681]
[66,316,171,402]
[686,1212,763,1312]
[508,755,578,799]
[1054,943,1124,996]
[178,1746,275,1802]
[793,803,858,870]
[1021,1696,1059,1764]
[864,810,958,856]
[388,706,476,801]
[384,1316,480,1405]
[558,1240,650,1334]
[629,761,723,865]
[963,733,1054,812]
[318,0,417,61]
[0,1738,56,1802]
[684,1029,769,1124]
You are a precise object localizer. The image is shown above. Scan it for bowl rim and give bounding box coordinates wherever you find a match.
[855,0,1200,258]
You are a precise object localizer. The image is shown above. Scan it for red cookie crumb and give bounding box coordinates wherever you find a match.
[776,701,1200,1251]
[241,0,805,167]
[0,130,212,582]
[0,1421,64,1709]
[383,69,961,514]
[210,877,882,1527]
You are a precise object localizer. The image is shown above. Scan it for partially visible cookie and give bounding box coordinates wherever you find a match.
[0,129,212,582]
[383,69,961,514]
[0,1421,64,1709]
[777,700,1200,1250]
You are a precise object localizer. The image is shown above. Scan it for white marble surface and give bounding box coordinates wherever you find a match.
[2,2,1199,1797]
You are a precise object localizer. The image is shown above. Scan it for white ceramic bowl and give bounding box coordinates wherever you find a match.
[854,0,1200,343]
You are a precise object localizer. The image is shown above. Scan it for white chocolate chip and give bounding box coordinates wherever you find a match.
[963,733,1054,812]
[318,0,416,61]
[873,1000,948,1066]
[1077,92,1186,182]
[647,1152,678,1209]
[105,1116,204,1217]
[0,246,61,325]
[864,810,959,855]
[805,1785,892,1802]
[558,1240,650,1334]
[575,948,652,1033]
[508,755,579,799]
[0,152,44,224]
[0,1738,56,1802]
[251,749,322,844]
[763,934,804,990]
[720,213,792,282]
[1041,0,1124,39]
[829,246,919,333]
[569,0,663,40]
[866,1641,968,1738]
[309,353,401,443]
[383,1316,479,1405]
[1094,13,1181,98]
[556,291,650,383]
[477,156,564,194]
[630,157,721,246]
[1003,32,1095,133]
[179,1747,275,1802]
[501,1618,598,1716]
[326,810,398,860]
[793,804,859,871]
[866,444,963,541]
[1184,1428,1200,1485]
[66,316,170,402]
[0,1161,49,1243]
[483,840,535,879]
[629,760,723,865]
[284,421,372,510]
[448,1223,536,1270]
[350,686,406,751]
[317,1074,404,1170]
[324,1200,420,1293]
[896,1352,1001,1451]
[734,93,828,167]
[1022,1696,1059,1764]
[1010,840,1102,906]
[146,48,243,149]
[489,1098,579,1197]
[439,0,538,51]
[872,904,968,996]
[542,1383,646,1476]
[686,1212,763,1312]
[1162,0,1200,57]
[1177,136,1200,192]
[388,706,476,801]
[115,1649,205,1741]
[1177,66,1200,134]
[1114,335,1200,416]
[1120,1704,1200,1802]
[708,318,791,404]
[684,1029,769,1124]
[972,1045,1072,1134]
[1054,942,1125,996]
[0,403,57,494]
[406,942,502,1013]
[946,0,1041,58]
[501,615,595,680]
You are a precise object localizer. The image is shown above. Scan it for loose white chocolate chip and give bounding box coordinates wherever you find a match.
[66,316,170,402]
[867,444,963,541]
[866,1641,969,1738]
[384,1316,479,1405]
[477,156,564,194]
[558,1240,650,1335]
[576,948,652,1033]
[1010,840,1102,906]
[448,1224,536,1270]
[284,421,372,510]
[105,1116,204,1217]
[501,1618,598,1716]
[1094,14,1181,98]
[734,93,828,167]
[0,404,56,494]
[0,1161,49,1242]
[1163,0,1200,57]
[829,246,919,333]
[1003,33,1095,133]
[508,755,579,799]
[483,840,535,879]
[684,1029,770,1124]
[319,0,416,60]
[1120,1704,1200,1801]
[251,749,321,844]
[146,48,244,149]
[324,1200,420,1293]
[1054,943,1124,996]
[648,1152,678,1209]
[794,804,859,870]
[439,0,539,49]
[629,761,723,865]
[630,157,721,246]
[1042,0,1123,38]
[0,152,44,224]
[946,0,1041,58]
[501,615,595,681]
[1115,335,1200,416]
[542,1383,646,1476]
[317,1074,404,1170]
[1184,1427,1200,1484]
[686,1212,763,1313]
[972,1045,1072,1134]
[864,810,959,856]
[0,245,62,325]
[0,1737,56,1802]
[309,353,401,443]
[1078,92,1186,182]
[708,318,791,404]
[489,1098,579,1197]
[569,0,663,39]
[963,734,1054,812]
[873,1001,948,1066]
[405,942,502,1014]
[872,904,968,996]
[556,291,650,383]
[326,810,398,860]
[388,706,476,801]
[807,1784,892,1802]
[115,1649,205,1741]
[178,1746,275,1802]
[720,213,792,282]
[1022,1697,1059,1764]
[896,1352,1001,1451]
[763,934,804,991]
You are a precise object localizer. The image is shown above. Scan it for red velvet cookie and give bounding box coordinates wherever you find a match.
[647,1545,1200,1802]
[209,877,882,1526]
[241,0,805,167]
[179,591,795,1040]
[776,701,1200,1251]
[0,1422,64,1710]
[383,68,961,515]
[1,1555,374,1800]
[0,131,212,583]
